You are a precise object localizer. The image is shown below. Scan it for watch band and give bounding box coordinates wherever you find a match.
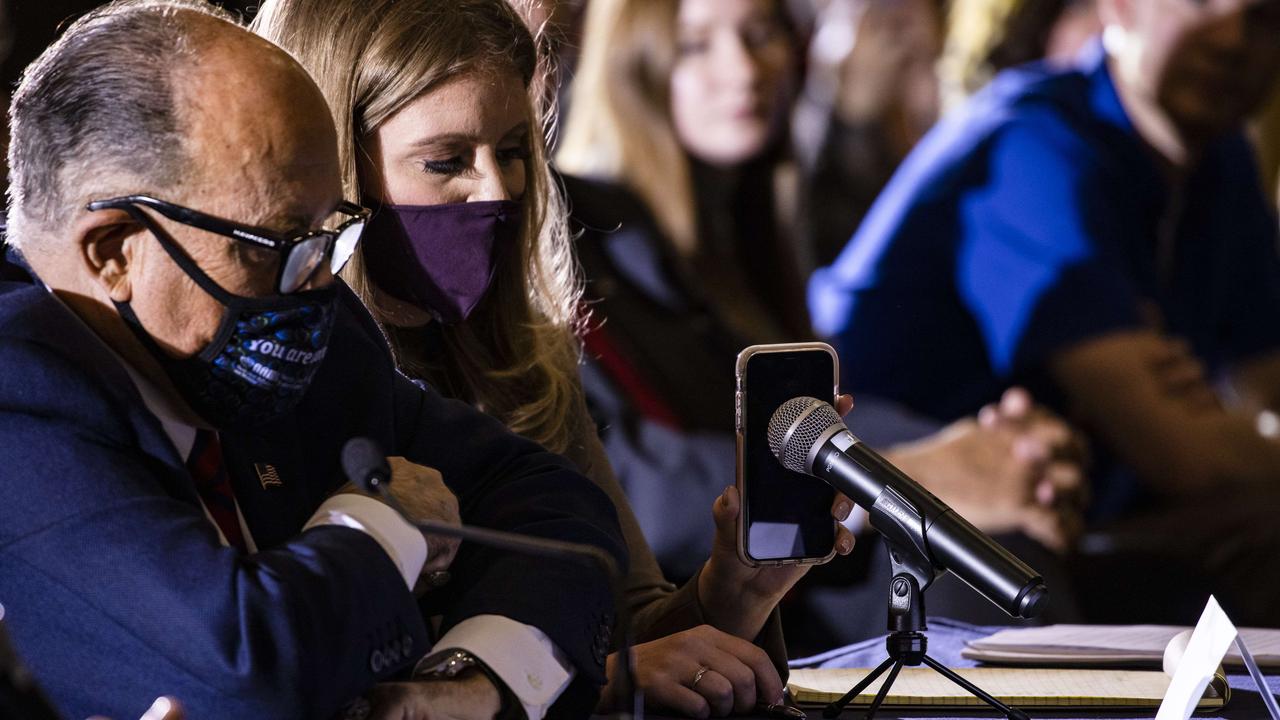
[414,648,526,720]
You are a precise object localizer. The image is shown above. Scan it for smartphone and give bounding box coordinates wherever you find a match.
[735,342,840,567]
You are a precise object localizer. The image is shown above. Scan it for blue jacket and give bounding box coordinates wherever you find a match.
[0,278,625,719]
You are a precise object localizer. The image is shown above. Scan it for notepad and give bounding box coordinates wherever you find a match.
[961,624,1280,669]
[786,666,1229,711]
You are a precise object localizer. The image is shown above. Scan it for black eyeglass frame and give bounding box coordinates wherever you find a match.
[85,194,369,294]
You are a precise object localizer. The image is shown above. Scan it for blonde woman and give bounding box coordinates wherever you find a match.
[251,0,856,716]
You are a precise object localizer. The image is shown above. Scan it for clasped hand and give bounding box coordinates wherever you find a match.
[887,387,1088,552]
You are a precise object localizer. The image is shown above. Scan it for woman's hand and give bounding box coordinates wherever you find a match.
[598,625,784,718]
[697,395,858,640]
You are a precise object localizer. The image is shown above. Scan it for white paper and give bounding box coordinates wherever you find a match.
[964,623,1280,668]
[1155,596,1238,720]
[1235,635,1280,720]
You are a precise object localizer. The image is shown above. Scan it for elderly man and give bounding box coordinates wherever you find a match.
[811,0,1280,621]
[0,2,624,719]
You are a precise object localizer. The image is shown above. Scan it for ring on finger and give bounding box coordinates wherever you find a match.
[691,666,711,689]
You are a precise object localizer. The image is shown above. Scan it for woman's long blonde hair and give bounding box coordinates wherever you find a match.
[252,0,584,453]
[556,0,702,256]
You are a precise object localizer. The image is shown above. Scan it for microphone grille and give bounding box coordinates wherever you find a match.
[768,397,844,473]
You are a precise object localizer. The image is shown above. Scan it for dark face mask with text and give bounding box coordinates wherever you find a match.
[360,199,522,324]
[115,229,338,429]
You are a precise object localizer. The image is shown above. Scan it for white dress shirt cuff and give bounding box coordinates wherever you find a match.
[430,615,575,720]
[303,493,427,589]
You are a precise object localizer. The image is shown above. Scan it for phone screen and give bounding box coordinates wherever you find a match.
[741,347,837,562]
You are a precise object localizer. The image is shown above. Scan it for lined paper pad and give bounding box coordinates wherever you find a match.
[787,667,1227,710]
[962,625,1280,669]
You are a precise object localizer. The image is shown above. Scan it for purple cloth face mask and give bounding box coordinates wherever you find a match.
[361,199,522,323]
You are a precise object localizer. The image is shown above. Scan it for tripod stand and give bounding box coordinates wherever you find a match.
[822,548,1029,720]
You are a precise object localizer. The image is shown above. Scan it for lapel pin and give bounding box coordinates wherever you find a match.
[254,463,283,489]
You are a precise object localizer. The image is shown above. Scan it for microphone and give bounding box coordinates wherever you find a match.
[341,438,640,718]
[768,398,1048,619]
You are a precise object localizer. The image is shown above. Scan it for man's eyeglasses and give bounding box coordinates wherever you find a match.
[85,195,369,294]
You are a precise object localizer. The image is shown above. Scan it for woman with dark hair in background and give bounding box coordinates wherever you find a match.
[557,0,1086,651]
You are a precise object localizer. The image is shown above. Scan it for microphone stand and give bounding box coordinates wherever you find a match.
[361,471,643,720]
[821,547,1028,720]
[822,490,1028,720]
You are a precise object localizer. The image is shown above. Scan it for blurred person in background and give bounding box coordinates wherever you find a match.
[811,0,1280,625]
[557,0,1087,651]
[938,0,1100,112]
[792,0,1102,272]
[792,0,944,270]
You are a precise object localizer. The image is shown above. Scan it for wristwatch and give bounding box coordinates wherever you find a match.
[414,648,526,720]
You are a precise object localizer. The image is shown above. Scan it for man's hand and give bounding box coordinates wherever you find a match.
[597,625,784,718]
[367,674,501,720]
[385,457,461,577]
[886,388,1087,552]
[334,456,462,582]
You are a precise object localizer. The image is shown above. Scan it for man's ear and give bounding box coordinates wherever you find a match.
[73,208,145,303]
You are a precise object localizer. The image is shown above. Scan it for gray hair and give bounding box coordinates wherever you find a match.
[5,0,234,251]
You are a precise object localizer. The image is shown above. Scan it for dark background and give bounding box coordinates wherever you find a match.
[0,1,260,214]
[2,1,259,92]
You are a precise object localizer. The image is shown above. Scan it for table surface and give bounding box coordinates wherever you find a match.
[778,618,1280,720]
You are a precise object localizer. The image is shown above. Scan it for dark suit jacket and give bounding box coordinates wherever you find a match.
[0,278,625,720]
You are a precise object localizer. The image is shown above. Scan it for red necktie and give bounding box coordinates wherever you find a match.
[187,429,249,552]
